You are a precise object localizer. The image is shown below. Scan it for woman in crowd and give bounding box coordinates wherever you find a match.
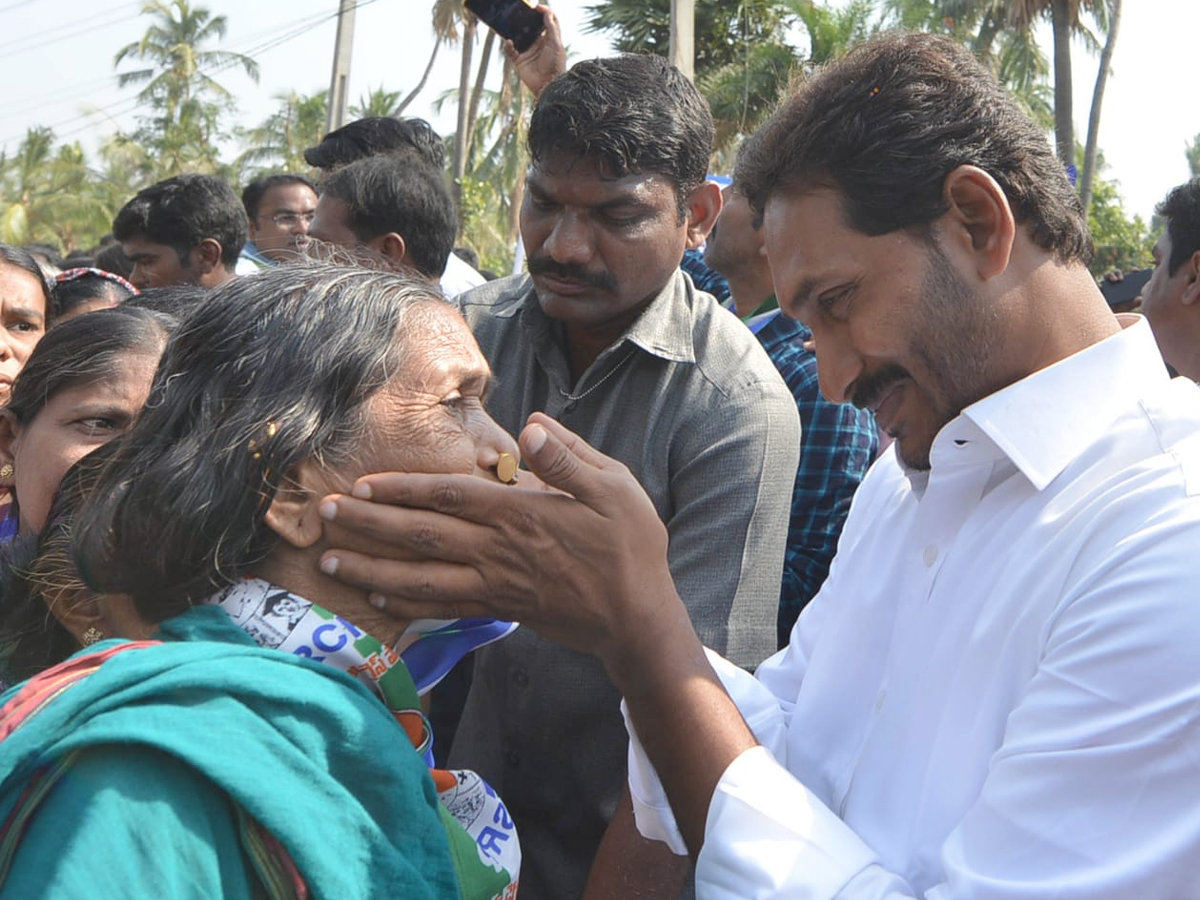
[0,245,54,528]
[0,245,52,406]
[0,306,174,679]
[0,305,171,540]
[0,265,522,899]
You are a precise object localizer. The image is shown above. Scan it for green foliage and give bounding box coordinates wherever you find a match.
[236,90,328,180]
[1087,173,1151,277]
[114,0,259,180]
[1187,133,1200,179]
[0,128,119,251]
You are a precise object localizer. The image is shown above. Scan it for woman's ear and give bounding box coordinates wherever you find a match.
[45,587,111,647]
[0,410,20,487]
[262,460,326,549]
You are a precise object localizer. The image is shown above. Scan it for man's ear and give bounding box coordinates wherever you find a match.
[0,410,20,487]
[369,232,408,264]
[1181,250,1200,307]
[684,181,723,250]
[262,460,326,549]
[246,215,260,242]
[191,238,225,275]
[940,165,1015,280]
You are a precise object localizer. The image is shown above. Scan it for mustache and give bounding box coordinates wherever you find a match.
[851,364,910,411]
[526,256,618,293]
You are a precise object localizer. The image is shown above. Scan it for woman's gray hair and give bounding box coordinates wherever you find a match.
[72,264,452,620]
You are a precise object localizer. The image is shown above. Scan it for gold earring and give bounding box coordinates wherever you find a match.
[0,463,13,480]
[81,626,105,646]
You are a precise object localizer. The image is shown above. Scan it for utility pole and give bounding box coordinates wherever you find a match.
[669,0,694,82]
[325,0,358,134]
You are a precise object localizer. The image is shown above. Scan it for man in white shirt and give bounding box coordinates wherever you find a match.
[316,32,1200,899]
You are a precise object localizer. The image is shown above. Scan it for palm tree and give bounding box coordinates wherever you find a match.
[238,90,328,178]
[114,0,259,177]
[1077,0,1120,214]
[0,128,116,251]
[350,87,403,119]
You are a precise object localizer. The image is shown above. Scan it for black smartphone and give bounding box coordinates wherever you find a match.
[464,0,545,53]
[1099,267,1152,307]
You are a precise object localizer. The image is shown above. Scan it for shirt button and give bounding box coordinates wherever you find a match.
[923,545,938,566]
[512,668,529,687]
[506,750,520,767]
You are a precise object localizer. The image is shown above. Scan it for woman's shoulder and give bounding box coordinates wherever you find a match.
[0,743,258,900]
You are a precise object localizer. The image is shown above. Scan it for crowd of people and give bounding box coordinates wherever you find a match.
[0,4,1198,898]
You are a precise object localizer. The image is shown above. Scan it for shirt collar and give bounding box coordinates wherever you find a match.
[931,316,1169,490]
[504,269,698,364]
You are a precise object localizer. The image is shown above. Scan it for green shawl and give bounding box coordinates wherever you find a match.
[0,605,465,899]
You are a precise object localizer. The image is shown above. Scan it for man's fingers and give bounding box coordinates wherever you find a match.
[319,551,490,615]
[338,472,514,524]
[321,493,488,561]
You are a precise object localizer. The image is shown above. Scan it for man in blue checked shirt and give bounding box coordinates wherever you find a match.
[699,180,878,646]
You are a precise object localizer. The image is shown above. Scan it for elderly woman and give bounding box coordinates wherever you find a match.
[0,266,521,899]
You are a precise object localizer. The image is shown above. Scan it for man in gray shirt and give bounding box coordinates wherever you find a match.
[446,54,799,899]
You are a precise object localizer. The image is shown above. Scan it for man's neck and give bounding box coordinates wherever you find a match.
[726,270,776,319]
[559,294,659,385]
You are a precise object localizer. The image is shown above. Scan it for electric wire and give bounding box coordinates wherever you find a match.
[2,0,382,149]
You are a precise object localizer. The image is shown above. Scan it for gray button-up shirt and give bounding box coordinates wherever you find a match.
[450,270,799,899]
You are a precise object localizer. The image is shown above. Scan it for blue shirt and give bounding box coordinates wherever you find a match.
[755,311,878,646]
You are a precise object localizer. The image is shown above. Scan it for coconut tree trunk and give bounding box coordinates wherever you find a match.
[1050,0,1075,169]
[465,30,497,172]
[1078,0,1119,214]
[453,15,478,212]
[396,40,441,116]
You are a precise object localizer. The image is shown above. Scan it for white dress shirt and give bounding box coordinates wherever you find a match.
[440,252,487,298]
[627,316,1200,899]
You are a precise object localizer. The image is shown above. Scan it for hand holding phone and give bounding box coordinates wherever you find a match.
[464,0,546,53]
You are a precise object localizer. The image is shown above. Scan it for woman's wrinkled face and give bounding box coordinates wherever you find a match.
[343,302,518,485]
[1,352,159,534]
[269,302,518,644]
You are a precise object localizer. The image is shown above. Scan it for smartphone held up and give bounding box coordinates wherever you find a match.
[464,0,546,53]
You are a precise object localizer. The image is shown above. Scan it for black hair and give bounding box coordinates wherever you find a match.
[242,173,317,219]
[304,116,446,170]
[319,156,457,279]
[93,242,135,280]
[112,174,248,270]
[52,271,137,318]
[528,54,714,217]
[22,243,63,271]
[6,305,174,429]
[123,284,211,320]
[73,265,452,620]
[1156,179,1200,276]
[735,32,1092,264]
[0,244,54,320]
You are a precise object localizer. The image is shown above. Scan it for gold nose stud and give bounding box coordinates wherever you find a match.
[495,453,520,485]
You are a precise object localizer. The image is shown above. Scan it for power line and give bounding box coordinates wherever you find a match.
[0,1,143,56]
[2,0,382,148]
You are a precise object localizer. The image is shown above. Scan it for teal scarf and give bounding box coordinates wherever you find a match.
[0,606,490,898]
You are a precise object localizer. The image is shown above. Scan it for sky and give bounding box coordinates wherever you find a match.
[0,0,1195,231]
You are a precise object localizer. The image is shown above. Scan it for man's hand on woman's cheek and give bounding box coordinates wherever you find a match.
[316,413,682,663]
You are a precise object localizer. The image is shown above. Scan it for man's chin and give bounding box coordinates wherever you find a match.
[893,431,933,472]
